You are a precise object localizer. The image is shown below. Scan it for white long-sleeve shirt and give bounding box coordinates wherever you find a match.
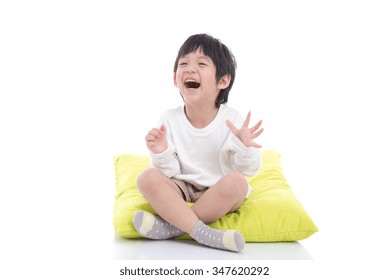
[150,105,261,188]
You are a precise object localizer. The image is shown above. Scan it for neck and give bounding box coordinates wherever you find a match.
[184,104,219,128]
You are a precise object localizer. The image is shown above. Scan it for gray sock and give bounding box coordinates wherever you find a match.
[133,211,184,240]
[189,220,245,252]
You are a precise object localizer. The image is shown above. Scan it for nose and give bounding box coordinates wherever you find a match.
[185,67,196,74]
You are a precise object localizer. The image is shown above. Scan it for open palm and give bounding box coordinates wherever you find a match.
[226,112,264,148]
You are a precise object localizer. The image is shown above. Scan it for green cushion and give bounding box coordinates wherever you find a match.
[113,150,318,242]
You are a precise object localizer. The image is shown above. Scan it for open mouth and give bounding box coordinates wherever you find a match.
[184,79,200,89]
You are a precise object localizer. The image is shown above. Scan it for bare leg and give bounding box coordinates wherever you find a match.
[135,168,247,252]
[191,171,249,224]
[136,168,198,233]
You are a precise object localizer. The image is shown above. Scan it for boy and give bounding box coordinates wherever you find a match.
[134,34,263,252]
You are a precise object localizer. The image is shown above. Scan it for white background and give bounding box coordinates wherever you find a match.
[1,0,388,278]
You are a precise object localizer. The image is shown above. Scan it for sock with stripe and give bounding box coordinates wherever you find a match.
[133,211,184,239]
[189,220,245,252]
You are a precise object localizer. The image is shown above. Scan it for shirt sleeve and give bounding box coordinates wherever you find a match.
[220,109,262,176]
[150,141,181,178]
[229,134,261,176]
[149,114,181,178]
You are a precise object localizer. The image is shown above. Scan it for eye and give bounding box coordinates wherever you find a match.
[179,63,188,67]
[198,62,207,66]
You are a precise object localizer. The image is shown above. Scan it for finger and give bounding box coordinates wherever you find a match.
[145,127,163,141]
[249,120,263,133]
[147,141,155,148]
[226,120,238,135]
[251,142,262,149]
[148,129,162,138]
[147,142,157,151]
[251,128,264,139]
[160,124,166,134]
[145,134,156,142]
[242,111,251,128]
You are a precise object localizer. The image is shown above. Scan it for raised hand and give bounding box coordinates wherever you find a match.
[226,112,264,148]
[145,124,168,154]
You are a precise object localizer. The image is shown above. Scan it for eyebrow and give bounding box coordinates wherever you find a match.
[180,54,212,61]
[197,55,212,61]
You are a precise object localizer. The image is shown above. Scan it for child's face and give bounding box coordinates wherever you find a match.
[174,49,229,107]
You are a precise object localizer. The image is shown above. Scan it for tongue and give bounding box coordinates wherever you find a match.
[185,81,200,89]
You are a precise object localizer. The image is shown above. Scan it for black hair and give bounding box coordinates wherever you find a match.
[173,34,237,108]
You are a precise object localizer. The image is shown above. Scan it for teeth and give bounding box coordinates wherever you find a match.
[184,79,200,89]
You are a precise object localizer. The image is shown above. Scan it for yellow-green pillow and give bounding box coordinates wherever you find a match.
[113,150,317,242]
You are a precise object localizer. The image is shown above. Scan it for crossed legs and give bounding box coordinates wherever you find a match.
[133,168,248,252]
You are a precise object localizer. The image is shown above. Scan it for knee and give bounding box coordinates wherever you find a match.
[137,168,163,195]
[224,171,248,198]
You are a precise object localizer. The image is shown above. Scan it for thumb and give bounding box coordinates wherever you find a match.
[226,120,238,135]
[160,124,166,134]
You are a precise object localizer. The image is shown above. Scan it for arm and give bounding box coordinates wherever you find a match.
[145,124,180,178]
[226,112,264,176]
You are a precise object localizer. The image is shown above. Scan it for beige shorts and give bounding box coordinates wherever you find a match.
[171,179,207,203]
[171,178,252,203]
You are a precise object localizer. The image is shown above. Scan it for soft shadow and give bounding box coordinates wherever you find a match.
[112,236,313,260]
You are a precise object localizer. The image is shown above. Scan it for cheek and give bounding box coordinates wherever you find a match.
[173,72,180,87]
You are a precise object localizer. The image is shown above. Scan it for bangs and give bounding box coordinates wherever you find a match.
[174,34,221,72]
[177,35,215,59]
[173,34,236,108]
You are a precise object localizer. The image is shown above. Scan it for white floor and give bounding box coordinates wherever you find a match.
[111,226,389,260]
[112,236,313,260]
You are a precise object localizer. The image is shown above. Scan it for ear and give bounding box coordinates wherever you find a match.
[173,72,178,87]
[217,74,231,90]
